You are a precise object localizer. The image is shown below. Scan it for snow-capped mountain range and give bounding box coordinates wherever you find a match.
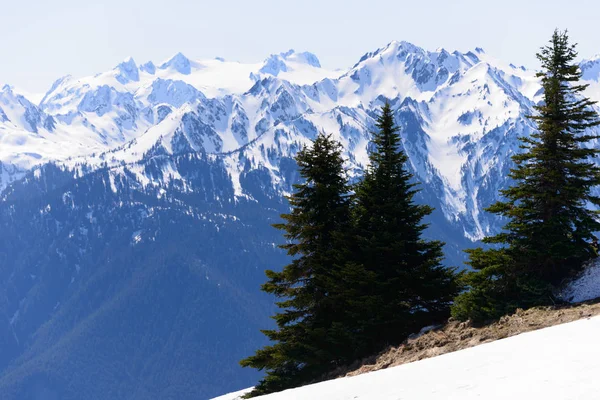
[2,41,600,239]
[4,40,600,400]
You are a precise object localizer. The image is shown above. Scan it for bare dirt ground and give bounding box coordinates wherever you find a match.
[332,299,600,378]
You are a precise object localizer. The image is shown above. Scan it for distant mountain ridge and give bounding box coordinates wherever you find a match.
[4,41,600,239]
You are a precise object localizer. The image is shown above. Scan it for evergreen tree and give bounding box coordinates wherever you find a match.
[453,30,600,322]
[240,133,354,397]
[352,103,459,350]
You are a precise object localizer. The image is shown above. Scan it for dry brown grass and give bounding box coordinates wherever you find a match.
[330,299,600,378]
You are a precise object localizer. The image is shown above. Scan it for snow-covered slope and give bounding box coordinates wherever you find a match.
[0,49,341,188]
[214,315,600,400]
[4,41,600,241]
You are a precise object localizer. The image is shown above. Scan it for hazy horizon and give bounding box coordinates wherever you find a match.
[2,0,599,94]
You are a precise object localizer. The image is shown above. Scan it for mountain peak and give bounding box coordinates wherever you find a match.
[285,50,321,68]
[115,57,139,83]
[0,84,24,101]
[387,40,424,53]
[580,56,600,81]
[159,52,192,75]
[353,41,426,67]
[259,49,321,77]
[279,49,321,67]
[140,61,156,75]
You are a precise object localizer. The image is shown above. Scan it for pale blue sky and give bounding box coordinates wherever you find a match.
[2,0,599,94]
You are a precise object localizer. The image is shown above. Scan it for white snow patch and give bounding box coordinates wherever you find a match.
[9,310,19,325]
[212,388,253,400]
[214,316,600,400]
[131,230,142,245]
[559,258,600,303]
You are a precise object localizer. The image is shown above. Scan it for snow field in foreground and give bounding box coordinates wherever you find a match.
[214,316,600,399]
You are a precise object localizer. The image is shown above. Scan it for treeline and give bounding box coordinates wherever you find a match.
[240,103,459,396]
[240,30,600,397]
[452,30,600,321]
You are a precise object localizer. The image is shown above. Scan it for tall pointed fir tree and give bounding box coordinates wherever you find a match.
[240,133,354,397]
[351,103,459,352]
[453,30,600,322]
